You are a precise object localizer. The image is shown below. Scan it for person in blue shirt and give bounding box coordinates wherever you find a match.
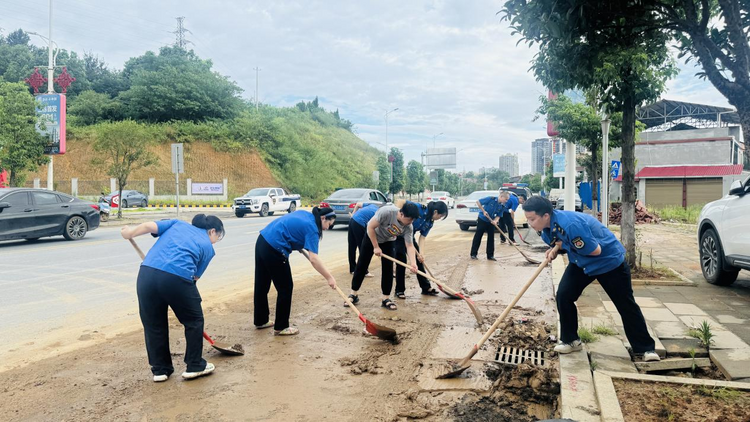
[470,192,504,260]
[255,207,337,336]
[120,214,225,382]
[523,196,660,362]
[498,191,522,245]
[347,202,380,277]
[394,201,449,298]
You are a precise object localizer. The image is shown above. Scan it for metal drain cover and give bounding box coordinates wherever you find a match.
[495,346,547,367]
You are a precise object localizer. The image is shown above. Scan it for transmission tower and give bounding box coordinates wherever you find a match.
[172,17,193,49]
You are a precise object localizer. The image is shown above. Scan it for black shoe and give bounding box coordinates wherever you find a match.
[487,257,497,261]
[470,255,478,260]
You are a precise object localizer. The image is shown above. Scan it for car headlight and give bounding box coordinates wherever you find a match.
[253,199,259,205]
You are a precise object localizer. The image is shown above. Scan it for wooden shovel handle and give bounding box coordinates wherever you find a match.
[380,253,455,295]
[129,238,146,260]
[298,249,365,317]
[474,243,561,350]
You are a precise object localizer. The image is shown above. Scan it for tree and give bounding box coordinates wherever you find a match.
[520,173,543,193]
[6,30,29,47]
[376,155,390,194]
[405,160,426,199]
[68,90,124,125]
[388,148,405,196]
[92,120,157,218]
[0,81,48,186]
[502,0,677,267]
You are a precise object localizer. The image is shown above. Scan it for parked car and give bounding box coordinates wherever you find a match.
[104,190,148,209]
[555,193,583,212]
[0,188,100,242]
[320,188,389,226]
[500,186,532,201]
[455,190,497,231]
[547,188,564,208]
[426,191,455,209]
[697,176,750,286]
[233,187,301,218]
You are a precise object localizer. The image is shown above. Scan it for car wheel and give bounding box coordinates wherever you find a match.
[100,212,109,222]
[260,204,269,217]
[700,228,739,286]
[288,202,297,213]
[235,211,245,218]
[140,200,147,208]
[122,199,128,209]
[63,216,88,240]
[459,224,469,231]
[268,211,275,216]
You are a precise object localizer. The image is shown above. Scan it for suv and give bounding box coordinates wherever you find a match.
[697,176,750,285]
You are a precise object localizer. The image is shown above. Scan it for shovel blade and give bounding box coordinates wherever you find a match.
[365,319,398,342]
[519,250,542,265]
[211,341,245,356]
[437,345,478,379]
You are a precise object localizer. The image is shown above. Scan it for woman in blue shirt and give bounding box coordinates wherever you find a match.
[255,206,337,336]
[394,201,449,298]
[120,214,224,383]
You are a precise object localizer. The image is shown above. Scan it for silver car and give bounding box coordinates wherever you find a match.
[321,188,389,227]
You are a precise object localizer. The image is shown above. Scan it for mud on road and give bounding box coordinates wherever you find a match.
[0,231,560,421]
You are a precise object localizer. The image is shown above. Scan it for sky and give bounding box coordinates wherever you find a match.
[0,0,733,174]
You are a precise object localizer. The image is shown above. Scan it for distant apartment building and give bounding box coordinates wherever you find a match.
[498,153,520,177]
[531,138,552,174]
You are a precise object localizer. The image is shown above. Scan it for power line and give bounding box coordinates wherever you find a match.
[172,16,193,49]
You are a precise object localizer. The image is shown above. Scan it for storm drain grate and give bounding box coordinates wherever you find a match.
[495,346,547,367]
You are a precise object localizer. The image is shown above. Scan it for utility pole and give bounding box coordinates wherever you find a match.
[46,0,54,191]
[385,108,398,198]
[172,17,193,49]
[601,116,611,226]
[432,132,444,148]
[253,67,261,110]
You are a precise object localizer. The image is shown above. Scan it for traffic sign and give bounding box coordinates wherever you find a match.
[611,160,621,179]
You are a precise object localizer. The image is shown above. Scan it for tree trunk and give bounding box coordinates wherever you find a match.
[9,169,17,188]
[621,91,637,268]
[117,183,124,219]
[736,107,750,170]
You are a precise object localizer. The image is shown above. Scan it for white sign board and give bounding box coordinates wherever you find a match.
[191,183,224,195]
[553,154,565,178]
[171,143,184,174]
[424,148,457,169]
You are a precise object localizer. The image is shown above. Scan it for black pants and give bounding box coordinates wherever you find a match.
[348,222,368,274]
[498,213,515,242]
[470,218,495,258]
[557,262,655,353]
[137,266,206,375]
[351,233,396,296]
[394,236,431,293]
[254,235,294,331]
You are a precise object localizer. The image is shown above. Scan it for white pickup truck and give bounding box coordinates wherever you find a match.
[233,187,301,218]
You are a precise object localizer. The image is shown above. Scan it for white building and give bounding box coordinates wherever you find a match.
[531,138,552,174]
[498,153,519,177]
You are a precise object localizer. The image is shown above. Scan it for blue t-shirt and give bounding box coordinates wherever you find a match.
[410,202,434,237]
[351,203,378,228]
[142,219,216,281]
[541,210,625,276]
[477,196,503,222]
[501,194,519,215]
[260,210,320,257]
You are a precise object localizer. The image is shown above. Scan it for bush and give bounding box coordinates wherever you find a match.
[654,205,703,224]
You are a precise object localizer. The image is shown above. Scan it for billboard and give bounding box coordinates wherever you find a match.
[192,183,224,195]
[553,154,565,177]
[36,94,66,155]
[424,148,456,169]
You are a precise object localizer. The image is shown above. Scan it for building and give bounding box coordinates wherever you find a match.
[609,99,748,208]
[498,153,519,177]
[531,138,552,174]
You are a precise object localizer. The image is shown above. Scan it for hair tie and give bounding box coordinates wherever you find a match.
[321,209,336,218]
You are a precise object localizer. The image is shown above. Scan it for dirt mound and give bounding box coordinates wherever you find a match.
[339,351,386,375]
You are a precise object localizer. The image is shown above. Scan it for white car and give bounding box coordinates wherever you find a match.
[233,187,301,218]
[697,176,750,285]
[455,190,529,231]
[426,191,455,209]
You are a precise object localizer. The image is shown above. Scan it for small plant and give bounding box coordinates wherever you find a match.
[577,327,598,344]
[590,360,599,371]
[688,348,697,376]
[687,320,715,350]
[697,386,742,403]
[592,325,617,336]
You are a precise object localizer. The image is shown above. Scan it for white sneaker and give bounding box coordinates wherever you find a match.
[153,374,169,382]
[643,351,661,362]
[182,362,215,380]
[365,272,374,278]
[554,340,583,354]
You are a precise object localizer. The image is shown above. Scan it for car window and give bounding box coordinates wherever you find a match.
[377,192,387,202]
[33,191,60,205]
[328,189,367,199]
[246,188,269,196]
[275,189,283,196]
[57,194,75,202]
[2,192,30,208]
[369,191,379,201]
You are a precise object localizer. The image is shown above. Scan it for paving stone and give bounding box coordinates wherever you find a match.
[679,315,725,331]
[661,338,708,357]
[619,323,667,358]
[696,300,734,311]
[602,301,617,313]
[710,349,750,380]
[641,307,680,322]
[663,303,707,316]
[559,348,601,422]
[577,306,609,319]
[635,357,711,372]
[712,330,750,350]
[651,321,691,340]
[590,352,638,374]
[633,297,664,308]
[607,312,624,327]
[592,372,626,422]
[714,314,748,325]
[586,334,630,359]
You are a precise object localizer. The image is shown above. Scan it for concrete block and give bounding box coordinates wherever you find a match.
[559,348,601,422]
[710,349,750,380]
[641,307,680,322]
[586,335,631,360]
[712,330,750,350]
[593,371,625,422]
[661,338,708,357]
[651,321,691,340]
[634,297,664,308]
[679,315,725,330]
[590,353,638,374]
[602,301,617,313]
[635,357,711,372]
[715,314,748,324]
[664,303,708,316]
[620,323,667,358]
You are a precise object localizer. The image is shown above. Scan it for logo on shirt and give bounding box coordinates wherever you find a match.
[572,237,585,249]
[386,224,403,236]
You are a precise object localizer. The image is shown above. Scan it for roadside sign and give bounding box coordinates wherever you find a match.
[36,94,67,155]
[553,154,565,177]
[429,170,438,185]
[171,143,184,174]
[611,160,621,179]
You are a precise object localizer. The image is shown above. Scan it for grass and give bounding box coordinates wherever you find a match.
[697,386,743,403]
[592,325,618,336]
[687,320,715,349]
[654,205,704,224]
[577,327,599,344]
[145,198,231,206]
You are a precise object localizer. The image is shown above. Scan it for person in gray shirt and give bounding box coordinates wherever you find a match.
[347,202,420,311]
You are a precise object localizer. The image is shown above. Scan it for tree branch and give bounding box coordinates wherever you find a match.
[717,0,750,80]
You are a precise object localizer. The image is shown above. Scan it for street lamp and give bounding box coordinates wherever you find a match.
[601,116,611,227]
[432,132,444,148]
[384,108,398,197]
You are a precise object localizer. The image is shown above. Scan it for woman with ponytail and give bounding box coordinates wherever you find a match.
[120,214,225,383]
[254,206,337,336]
[393,200,449,298]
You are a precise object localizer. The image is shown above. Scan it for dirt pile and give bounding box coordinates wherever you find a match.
[602,201,660,225]
[339,351,386,375]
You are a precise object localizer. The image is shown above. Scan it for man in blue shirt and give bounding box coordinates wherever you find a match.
[523,196,659,362]
[498,192,521,246]
[470,192,503,261]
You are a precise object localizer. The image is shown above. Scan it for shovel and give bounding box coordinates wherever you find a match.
[299,250,398,343]
[127,238,245,356]
[380,254,483,325]
[491,221,541,265]
[437,243,560,379]
[515,227,533,246]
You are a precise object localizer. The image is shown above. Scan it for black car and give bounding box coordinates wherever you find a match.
[0,188,100,241]
[104,190,148,208]
[321,188,390,226]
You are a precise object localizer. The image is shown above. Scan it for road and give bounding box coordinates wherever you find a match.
[0,210,356,371]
